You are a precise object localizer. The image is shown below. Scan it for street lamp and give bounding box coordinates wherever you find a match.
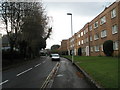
[67,13,74,63]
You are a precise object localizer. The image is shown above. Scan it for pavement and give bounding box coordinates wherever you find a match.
[51,57,95,88]
[1,56,96,89]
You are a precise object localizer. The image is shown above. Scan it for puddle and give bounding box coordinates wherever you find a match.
[56,74,63,77]
[61,61,66,62]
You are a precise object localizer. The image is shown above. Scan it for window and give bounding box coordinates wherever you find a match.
[70,38,74,42]
[86,28,88,33]
[84,30,86,35]
[83,39,86,44]
[113,41,118,50]
[111,9,116,18]
[81,40,83,44]
[78,34,80,37]
[82,48,84,53]
[90,36,92,41]
[73,44,74,47]
[90,46,93,52]
[78,41,80,45]
[112,25,118,34]
[81,32,83,36]
[101,30,107,38]
[89,26,92,31]
[94,21,98,28]
[82,47,85,53]
[94,33,99,40]
[100,16,106,25]
[86,37,89,43]
[94,45,99,52]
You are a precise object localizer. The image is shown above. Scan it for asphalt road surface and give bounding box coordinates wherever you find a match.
[1,56,95,89]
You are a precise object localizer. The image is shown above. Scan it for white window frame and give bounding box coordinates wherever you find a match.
[86,28,88,33]
[86,37,89,43]
[94,34,99,40]
[81,40,83,44]
[82,47,86,53]
[90,36,92,41]
[82,48,85,53]
[78,34,80,37]
[94,45,100,52]
[94,21,98,29]
[84,30,86,35]
[89,26,92,31]
[78,41,80,45]
[73,44,74,47]
[101,30,107,38]
[83,39,86,44]
[112,25,118,34]
[81,31,83,36]
[100,16,106,25]
[113,41,118,50]
[111,9,116,18]
[90,46,93,52]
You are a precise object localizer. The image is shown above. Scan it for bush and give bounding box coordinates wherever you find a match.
[103,40,114,56]
[2,50,24,60]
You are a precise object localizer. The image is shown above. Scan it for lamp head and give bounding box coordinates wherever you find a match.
[67,13,72,15]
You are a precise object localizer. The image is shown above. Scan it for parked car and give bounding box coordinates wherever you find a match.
[51,54,60,61]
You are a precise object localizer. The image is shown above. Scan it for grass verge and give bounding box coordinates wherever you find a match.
[63,56,118,88]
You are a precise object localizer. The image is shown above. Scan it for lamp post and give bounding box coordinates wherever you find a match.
[67,13,74,63]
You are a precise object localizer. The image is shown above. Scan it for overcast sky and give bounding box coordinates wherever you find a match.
[0,0,116,49]
[43,1,116,49]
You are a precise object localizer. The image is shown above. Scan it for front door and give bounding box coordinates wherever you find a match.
[78,47,82,56]
[86,46,89,56]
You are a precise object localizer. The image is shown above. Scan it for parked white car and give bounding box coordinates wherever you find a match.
[51,54,60,61]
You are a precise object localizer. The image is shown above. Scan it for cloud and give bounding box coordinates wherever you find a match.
[43,0,116,2]
[44,2,113,17]
[5,0,116,2]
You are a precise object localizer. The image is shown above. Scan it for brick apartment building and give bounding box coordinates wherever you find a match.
[58,39,68,55]
[61,1,120,56]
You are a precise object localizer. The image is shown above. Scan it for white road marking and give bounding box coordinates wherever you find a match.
[0,80,9,85]
[35,63,41,67]
[16,68,32,77]
[41,62,60,88]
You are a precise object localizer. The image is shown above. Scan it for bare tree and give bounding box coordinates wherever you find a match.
[1,2,23,52]
[1,1,52,59]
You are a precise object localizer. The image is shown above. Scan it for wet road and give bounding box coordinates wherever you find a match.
[1,56,95,88]
[2,56,57,88]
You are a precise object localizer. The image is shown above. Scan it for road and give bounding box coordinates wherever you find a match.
[1,56,95,89]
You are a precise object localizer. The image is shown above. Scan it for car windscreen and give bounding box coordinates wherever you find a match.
[52,55,59,57]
